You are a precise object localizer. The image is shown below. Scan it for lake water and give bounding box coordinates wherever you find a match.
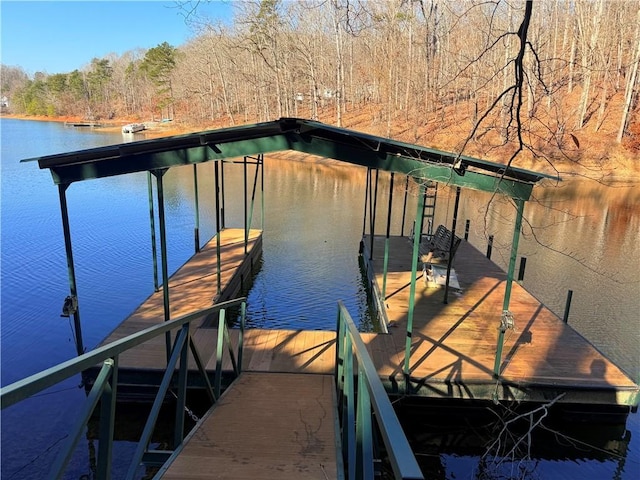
[1,118,638,479]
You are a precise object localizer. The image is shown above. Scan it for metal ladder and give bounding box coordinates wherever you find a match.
[421,181,438,242]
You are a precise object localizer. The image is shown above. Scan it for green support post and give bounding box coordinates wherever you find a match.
[147,172,159,292]
[403,182,426,387]
[247,156,261,254]
[362,168,370,237]
[400,175,409,236]
[58,184,85,356]
[369,169,379,260]
[444,187,461,304]
[193,164,201,253]
[243,156,248,254]
[220,160,226,229]
[153,170,171,363]
[382,172,394,299]
[260,154,265,229]
[214,161,222,295]
[493,198,525,377]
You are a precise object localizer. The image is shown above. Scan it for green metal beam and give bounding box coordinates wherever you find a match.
[287,134,535,200]
[46,136,291,185]
[31,119,554,201]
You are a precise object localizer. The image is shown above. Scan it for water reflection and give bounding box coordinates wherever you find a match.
[396,400,632,480]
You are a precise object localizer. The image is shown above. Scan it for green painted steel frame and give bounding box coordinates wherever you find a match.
[404,183,426,382]
[29,118,555,201]
[1,298,247,480]
[493,198,526,377]
[335,301,424,480]
[58,184,85,355]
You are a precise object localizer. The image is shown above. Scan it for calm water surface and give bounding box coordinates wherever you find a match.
[1,118,638,479]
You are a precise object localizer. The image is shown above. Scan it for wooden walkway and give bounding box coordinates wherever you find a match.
[361,235,639,406]
[99,228,262,367]
[161,373,339,479]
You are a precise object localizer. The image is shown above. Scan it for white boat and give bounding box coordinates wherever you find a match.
[122,123,145,134]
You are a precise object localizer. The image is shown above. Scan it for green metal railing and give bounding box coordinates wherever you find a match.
[335,301,424,480]
[1,298,246,480]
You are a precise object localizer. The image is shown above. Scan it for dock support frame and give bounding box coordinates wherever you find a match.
[493,197,525,377]
[403,181,426,387]
[382,172,395,299]
[58,184,85,356]
[152,169,172,362]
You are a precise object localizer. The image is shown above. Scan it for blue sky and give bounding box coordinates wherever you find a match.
[1,1,234,75]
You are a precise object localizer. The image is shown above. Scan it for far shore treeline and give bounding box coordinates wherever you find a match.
[1,0,638,172]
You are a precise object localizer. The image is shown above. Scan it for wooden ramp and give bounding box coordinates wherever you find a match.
[361,235,639,406]
[161,372,340,480]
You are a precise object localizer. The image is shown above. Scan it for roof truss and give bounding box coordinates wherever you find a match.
[27,118,558,200]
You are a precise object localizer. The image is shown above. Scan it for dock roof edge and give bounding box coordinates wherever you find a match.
[25,117,559,200]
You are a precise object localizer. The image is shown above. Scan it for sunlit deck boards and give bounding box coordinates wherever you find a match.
[99,228,262,368]
[361,235,639,406]
[161,372,340,480]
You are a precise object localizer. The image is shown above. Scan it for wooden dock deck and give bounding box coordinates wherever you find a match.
[99,228,262,367]
[101,230,637,408]
[361,235,639,406]
[92,228,638,478]
[161,372,340,479]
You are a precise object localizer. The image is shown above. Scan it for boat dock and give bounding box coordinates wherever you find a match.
[8,118,637,479]
[99,228,262,371]
[361,235,639,406]
[84,227,638,478]
[101,229,638,408]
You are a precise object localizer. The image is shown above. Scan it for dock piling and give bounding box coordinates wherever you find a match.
[518,257,527,283]
[486,235,494,259]
[563,290,574,324]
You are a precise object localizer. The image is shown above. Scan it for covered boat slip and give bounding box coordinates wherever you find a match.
[96,228,638,409]
[28,117,638,406]
[19,117,638,478]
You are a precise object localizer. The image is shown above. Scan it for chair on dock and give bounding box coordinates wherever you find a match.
[421,225,462,288]
[421,224,462,264]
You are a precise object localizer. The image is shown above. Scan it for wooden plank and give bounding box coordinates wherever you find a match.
[161,373,339,480]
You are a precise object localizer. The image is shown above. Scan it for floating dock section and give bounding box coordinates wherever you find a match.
[361,234,639,408]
